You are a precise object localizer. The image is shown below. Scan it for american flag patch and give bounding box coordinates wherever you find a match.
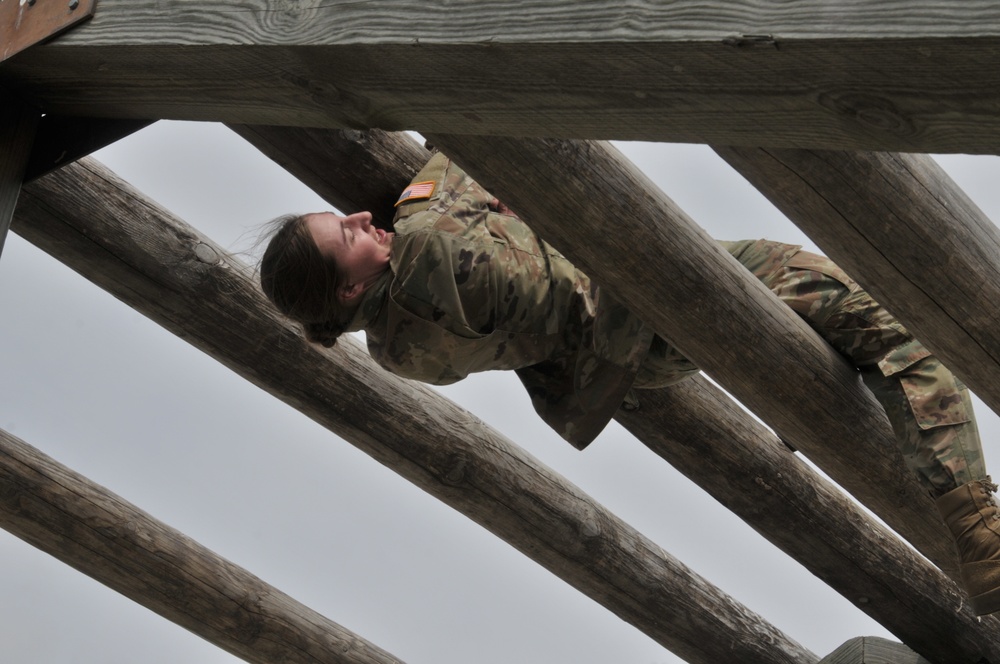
[394,180,436,207]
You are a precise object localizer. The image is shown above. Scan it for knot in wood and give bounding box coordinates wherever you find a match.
[441,455,468,487]
[0,475,21,508]
[193,242,220,265]
[818,92,916,137]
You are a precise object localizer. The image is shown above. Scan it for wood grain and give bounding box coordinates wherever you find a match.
[3,1,1000,151]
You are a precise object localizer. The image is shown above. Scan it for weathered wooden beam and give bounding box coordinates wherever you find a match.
[4,1,1000,152]
[227,125,425,230]
[620,379,1000,664]
[0,90,38,258]
[15,158,816,664]
[229,125,1000,661]
[423,133,955,575]
[0,427,404,664]
[714,147,1000,422]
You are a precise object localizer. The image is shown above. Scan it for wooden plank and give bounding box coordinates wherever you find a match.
[14,158,817,664]
[714,147,1000,424]
[0,427,404,664]
[0,91,37,258]
[820,637,931,664]
[423,133,956,576]
[3,1,1000,152]
[230,125,1000,661]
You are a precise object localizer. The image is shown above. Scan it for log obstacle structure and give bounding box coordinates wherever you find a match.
[4,2,1000,662]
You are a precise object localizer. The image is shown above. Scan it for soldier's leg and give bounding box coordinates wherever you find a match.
[767,249,1000,614]
[766,250,984,495]
[861,351,984,496]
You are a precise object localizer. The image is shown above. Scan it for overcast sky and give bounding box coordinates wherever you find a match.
[2,121,999,663]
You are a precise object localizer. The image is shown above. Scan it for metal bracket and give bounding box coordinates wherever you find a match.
[1,0,97,64]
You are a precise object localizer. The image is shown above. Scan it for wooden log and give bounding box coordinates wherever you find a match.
[0,427,404,664]
[619,379,1000,664]
[231,125,1000,660]
[0,90,37,258]
[422,133,955,575]
[14,158,816,664]
[714,146,1000,422]
[227,125,426,230]
[820,637,931,664]
[4,1,1000,152]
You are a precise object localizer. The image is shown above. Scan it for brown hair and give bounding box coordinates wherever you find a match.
[259,213,349,347]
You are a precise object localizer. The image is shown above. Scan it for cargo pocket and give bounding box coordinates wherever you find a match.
[878,339,970,430]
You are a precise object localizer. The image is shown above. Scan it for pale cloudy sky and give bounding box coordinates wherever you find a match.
[1,121,998,663]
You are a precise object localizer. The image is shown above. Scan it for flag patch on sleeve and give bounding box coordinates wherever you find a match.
[394,181,436,207]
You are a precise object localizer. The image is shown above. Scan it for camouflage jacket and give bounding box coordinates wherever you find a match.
[346,153,654,449]
[346,156,807,449]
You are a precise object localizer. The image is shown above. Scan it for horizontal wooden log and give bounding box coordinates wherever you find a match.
[231,126,1000,661]
[4,1,1000,152]
[715,146,1000,422]
[0,427,404,664]
[423,133,956,576]
[15,158,816,664]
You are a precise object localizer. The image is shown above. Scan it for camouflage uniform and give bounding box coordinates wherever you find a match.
[347,155,985,495]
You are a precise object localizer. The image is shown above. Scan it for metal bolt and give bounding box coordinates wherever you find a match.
[69,0,79,9]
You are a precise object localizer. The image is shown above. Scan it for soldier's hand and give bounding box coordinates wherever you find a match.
[489,197,519,217]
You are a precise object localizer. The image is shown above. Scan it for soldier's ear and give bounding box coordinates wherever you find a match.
[337,281,365,304]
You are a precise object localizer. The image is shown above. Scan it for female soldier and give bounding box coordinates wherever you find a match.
[261,151,1000,616]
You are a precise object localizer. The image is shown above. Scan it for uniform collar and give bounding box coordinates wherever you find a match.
[343,269,392,333]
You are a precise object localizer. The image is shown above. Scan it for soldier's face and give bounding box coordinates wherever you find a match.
[306,211,394,299]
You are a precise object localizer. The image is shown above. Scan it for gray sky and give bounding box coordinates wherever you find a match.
[1,121,998,663]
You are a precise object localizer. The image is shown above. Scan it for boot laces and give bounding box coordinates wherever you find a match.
[980,477,1000,520]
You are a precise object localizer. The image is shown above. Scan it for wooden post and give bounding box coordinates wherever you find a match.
[0,91,37,258]
[14,157,817,664]
[0,427,404,664]
[715,146,1000,421]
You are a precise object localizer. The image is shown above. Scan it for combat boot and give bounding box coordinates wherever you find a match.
[936,477,1000,615]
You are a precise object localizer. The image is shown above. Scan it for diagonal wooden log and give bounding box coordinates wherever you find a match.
[4,1,1000,153]
[227,125,426,231]
[620,379,1000,664]
[229,125,1000,661]
[714,146,1000,421]
[0,427,405,664]
[422,133,954,574]
[15,158,816,664]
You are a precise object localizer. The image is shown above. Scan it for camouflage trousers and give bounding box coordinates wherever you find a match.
[634,240,985,497]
